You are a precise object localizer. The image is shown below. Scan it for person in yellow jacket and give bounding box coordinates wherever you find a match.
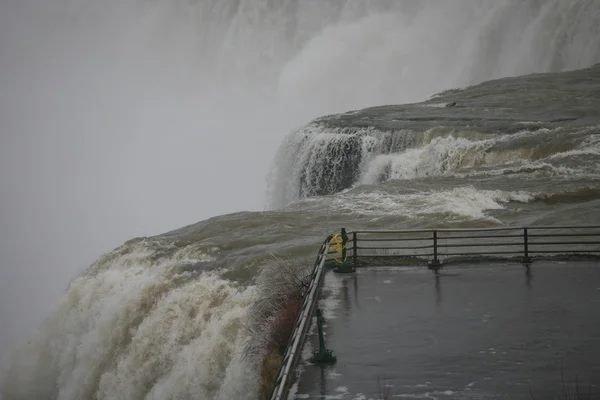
[329,228,349,263]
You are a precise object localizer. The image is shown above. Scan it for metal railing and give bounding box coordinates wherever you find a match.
[328,226,600,267]
[270,225,600,399]
[269,238,330,400]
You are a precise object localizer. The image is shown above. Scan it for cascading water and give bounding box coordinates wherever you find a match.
[2,1,600,399]
[268,63,600,208]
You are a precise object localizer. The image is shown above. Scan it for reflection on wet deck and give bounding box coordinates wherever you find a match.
[294,261,600,400]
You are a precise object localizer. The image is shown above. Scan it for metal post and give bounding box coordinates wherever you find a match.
[341,228,347,262]
[523,228,532,264]
[433,231,438,264]
[428,230,441,270]
[317,311,326,355]
[353,232,358,265]
[309,309,336,364]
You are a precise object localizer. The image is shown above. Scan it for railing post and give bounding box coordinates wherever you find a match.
[428,230,441,270]
[353,232,358,265]
[433,230,439,265]
[308,308,336,364]
[523,228,532,264]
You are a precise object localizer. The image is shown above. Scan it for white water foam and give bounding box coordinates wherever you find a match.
[0,242,258,400]
[359,136,499,184]
[357,126,597,185]
[322,187,533,223]
[270,122,600,208]
[270,123,592,207]
[453,161,581,179]
[550,145,600,159]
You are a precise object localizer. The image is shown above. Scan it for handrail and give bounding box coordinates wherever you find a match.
[271,225,600,399]
[340,226,600,266]
[358,244,434,250]
[355,225,600,234]
[269,238,330,400]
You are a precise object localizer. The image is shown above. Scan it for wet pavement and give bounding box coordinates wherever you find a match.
[294,261,600,400]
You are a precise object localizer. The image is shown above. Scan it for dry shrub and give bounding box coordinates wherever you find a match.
[243,256,313,399]
[259,351,282,400]
[269,294,303,355]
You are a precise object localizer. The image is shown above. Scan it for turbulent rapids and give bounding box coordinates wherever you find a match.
[2,1,600,399]
[268,65,600,206]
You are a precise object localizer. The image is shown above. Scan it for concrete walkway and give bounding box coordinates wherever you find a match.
[293,261,600,400]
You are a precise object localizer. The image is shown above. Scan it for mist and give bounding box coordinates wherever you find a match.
[0,1,266,359]
[1,0,599,361]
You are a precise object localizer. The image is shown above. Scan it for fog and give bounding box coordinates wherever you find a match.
[1,0,599,361]
[0,0,331,360]
[0,1,285,359]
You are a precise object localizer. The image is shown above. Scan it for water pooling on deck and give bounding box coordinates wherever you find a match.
[295,261,600,400]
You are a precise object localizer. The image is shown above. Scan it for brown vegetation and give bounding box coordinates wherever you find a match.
[243,257,313,400]
[269,294,303,355]
[259,351,282,400]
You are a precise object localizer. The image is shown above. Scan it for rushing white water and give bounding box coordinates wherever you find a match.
[1,241,259,400]
[2,1,600,399]
[293,187,534,224]
[268,122,600,208]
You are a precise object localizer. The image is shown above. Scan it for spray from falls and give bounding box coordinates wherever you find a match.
[2,0,600,399]
[0,240,259,400]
